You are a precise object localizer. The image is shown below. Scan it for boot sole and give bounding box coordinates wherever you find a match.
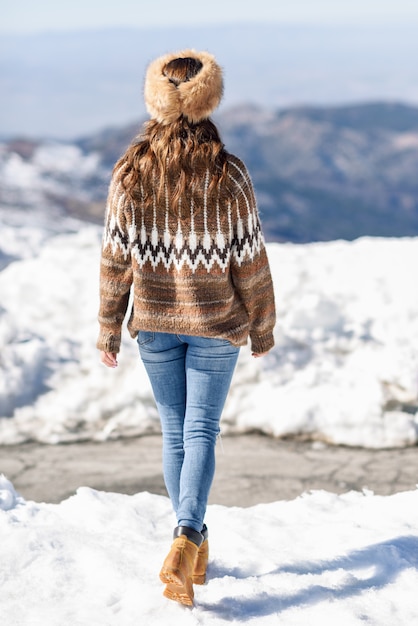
[159,567,181,585]
[163,582,194,606]
[160,569,194,606]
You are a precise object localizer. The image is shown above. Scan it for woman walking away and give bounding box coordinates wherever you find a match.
[97,49,276,606]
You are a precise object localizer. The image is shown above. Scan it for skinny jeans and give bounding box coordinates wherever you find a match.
[137,332,240,533]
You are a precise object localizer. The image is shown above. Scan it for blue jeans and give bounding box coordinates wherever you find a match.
[137,332,240,533]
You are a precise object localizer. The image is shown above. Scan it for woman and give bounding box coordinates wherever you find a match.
[97,49,276,606]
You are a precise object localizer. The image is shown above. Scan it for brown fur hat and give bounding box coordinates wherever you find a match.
[144,49,223,124]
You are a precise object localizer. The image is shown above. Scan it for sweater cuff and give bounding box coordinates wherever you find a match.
[96,330,121,354]
[250,331,275,355]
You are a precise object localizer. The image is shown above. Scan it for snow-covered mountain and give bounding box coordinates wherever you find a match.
[1,201,417,448]
[0,138,108,231]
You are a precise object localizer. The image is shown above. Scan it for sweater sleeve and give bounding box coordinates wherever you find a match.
[96,172,133,353]
[229,158,276,354]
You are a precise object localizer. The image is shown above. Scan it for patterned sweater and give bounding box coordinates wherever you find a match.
[97,153,276,354]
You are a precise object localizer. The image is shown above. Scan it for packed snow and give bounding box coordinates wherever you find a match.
[1,205,418,447]
[0,474,417,625]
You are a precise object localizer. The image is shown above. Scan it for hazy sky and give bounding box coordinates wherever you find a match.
[2,0,418,33]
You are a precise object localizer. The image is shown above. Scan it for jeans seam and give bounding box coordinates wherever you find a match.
[137,331,155,346]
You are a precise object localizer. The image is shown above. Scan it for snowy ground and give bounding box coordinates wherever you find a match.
[1,474,417,625]
[1,207,418,447]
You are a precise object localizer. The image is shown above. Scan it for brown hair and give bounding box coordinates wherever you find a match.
[163,56,203,86]
[114,57,231,212]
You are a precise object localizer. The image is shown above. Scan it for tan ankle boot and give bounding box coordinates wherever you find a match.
[159,527,201,606]
[193,525,208,585]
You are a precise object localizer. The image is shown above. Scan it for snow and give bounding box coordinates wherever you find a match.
[0,474,417,624]
[0,141,103,210]
[1,205,418,447]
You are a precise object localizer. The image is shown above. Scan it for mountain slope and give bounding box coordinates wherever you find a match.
[1,102,418,242]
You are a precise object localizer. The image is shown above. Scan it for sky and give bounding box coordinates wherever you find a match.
[2,0,418,33]
[1,0,418,136]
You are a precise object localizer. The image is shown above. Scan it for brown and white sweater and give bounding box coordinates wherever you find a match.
[97,154,276,354]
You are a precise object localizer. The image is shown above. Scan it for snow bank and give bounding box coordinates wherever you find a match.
[0,208,417,447]
[1,479,417,625]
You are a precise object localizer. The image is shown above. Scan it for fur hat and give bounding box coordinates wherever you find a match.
[144,49,223,124]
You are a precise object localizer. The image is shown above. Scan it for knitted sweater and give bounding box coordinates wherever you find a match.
[97,153,276,354]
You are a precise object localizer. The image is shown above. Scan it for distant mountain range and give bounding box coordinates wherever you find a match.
[2,101,418,243]
[220,102,418,241]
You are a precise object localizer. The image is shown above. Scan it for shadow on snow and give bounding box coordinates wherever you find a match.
[201,535,418,620]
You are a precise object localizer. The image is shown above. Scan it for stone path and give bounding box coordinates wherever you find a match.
[1,434,417,506]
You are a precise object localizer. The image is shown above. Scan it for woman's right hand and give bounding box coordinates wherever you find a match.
[100,351,118,368]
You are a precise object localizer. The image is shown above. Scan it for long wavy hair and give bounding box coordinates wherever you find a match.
[114,57,232,212]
